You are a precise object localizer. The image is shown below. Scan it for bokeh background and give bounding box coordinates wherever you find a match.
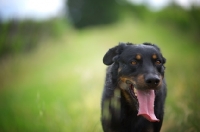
[0,0,200,131]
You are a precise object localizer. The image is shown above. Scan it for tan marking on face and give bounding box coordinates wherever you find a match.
[152,54,157,59]
[119,77,136,85]
[121,87,138,110]
[121,90,132,104]
[136,74,163,90]
[136,74,146,89]
[120,77,127,83]
[119,77,128,90]
[136,54,142,60]
[119,77,129,90]
[157,75,163,89]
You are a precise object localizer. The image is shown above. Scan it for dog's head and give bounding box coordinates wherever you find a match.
[103,42,166,122]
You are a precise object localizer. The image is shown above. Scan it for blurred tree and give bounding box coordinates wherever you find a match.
[157,3,191,30]
[0,19,66,58]
[155,2,200,40]
[189,5,200,35]
[67,0,119,29]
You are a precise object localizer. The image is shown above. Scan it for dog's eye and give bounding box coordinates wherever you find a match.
[131,61,137,65]
[155,60,162,65]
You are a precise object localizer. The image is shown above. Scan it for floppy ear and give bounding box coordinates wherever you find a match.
[103,43,126,65]
[162,57,166,64]
[103,46,118,65]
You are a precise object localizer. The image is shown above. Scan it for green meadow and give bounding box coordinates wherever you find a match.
[0,18,200,132]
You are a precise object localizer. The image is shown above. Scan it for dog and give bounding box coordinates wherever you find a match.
[101,42,166,132]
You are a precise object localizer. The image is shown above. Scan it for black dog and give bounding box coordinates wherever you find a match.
[101,42,166,132]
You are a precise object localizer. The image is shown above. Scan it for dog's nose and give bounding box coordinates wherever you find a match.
[145,74,160,88]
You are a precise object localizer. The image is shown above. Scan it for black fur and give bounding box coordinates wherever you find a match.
[101,42,167,132]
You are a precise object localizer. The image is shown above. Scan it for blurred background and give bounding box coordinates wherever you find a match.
[0,0,200,131]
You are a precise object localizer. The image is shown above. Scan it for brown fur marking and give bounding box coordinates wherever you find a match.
[152,54,157,59]
[136,54,142,60]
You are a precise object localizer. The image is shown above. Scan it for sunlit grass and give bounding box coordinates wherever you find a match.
[0,18,200,132]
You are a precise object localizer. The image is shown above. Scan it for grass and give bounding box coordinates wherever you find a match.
[0,17,200,132]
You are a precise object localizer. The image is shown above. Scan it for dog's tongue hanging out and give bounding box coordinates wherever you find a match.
[136,89,160,122]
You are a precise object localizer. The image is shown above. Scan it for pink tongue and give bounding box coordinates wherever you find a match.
[136,89,159,122]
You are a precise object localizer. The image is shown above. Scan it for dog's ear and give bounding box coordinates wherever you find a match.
[103,43,127,65]
[162,57,166,64]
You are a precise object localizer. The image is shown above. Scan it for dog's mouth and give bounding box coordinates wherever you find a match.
[125,80,160,122]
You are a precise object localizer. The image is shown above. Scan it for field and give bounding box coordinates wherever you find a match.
[0,18,200,132]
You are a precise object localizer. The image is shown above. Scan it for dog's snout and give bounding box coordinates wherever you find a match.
[145,74,160,88]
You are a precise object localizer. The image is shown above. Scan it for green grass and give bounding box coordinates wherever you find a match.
[0,18,200,132]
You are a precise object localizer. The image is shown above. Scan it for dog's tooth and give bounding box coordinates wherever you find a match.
[134,88,137,96]
[134,88,137,93]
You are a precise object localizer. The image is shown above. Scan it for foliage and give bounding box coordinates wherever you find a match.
[154,3,200,40]
[67,0,119,28]
[0,18,67,58]
[120,3,152,20]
